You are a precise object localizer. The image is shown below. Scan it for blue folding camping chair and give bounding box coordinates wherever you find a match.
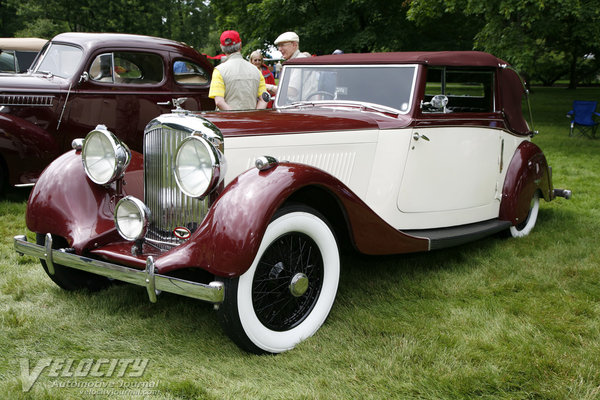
[567,100,600,138]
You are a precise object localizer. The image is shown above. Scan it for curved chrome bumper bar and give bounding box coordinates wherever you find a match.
[13,234,224,304]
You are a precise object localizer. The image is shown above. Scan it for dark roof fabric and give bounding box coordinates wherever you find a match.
[286,51,505,68]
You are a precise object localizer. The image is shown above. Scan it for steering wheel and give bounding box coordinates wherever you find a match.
[305,90,335,101]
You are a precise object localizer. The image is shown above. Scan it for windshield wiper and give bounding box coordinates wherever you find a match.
[280,100,403,117]
[358,103,401,117]
[33,70,54,78]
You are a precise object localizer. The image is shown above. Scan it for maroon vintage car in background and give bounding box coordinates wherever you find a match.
[15,51,571,354]
[0,32,214,189]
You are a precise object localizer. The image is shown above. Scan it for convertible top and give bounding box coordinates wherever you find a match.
[285,50,531,136]
[0,38,47,51]
[286,51,505,68]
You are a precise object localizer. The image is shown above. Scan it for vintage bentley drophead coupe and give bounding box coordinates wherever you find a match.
[0,32,213,189]
[15,51,570,353]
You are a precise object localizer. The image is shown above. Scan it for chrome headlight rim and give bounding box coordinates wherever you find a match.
[114,196,151,241]
[173,135,221,199]
[81,127,131,185]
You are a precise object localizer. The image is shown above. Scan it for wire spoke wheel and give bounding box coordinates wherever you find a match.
[218,205,340,354]
[252,232,324,331]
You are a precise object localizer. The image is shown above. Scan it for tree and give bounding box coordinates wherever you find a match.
[407,0,600,88]
[209,0,482,56]
[4,0,215,53]
[0,0,20,37]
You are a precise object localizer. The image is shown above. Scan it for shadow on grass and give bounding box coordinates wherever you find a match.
[1,186,31,203]
[336,203,582,301]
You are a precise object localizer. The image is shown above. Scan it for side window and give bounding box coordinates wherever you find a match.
[90,53,113,82]
[173,60,210,85]
[89,52,163,84]
[424,67,494,113]
[0,51,18,72]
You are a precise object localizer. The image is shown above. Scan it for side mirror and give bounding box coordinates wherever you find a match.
[421,94,449,112]
[79,71,89,84]
[261,91,271,103]
[430,94,448,109]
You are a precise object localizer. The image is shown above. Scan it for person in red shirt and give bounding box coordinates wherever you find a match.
[250,50,276,104]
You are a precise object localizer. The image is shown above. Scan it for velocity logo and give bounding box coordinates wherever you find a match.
[19,358,149,392]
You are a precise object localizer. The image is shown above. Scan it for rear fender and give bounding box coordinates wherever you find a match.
[26,149,144,251]
[499,141,552,225]
[155,162,428,277]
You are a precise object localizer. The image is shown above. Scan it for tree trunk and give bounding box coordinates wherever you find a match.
[568,51,578,89]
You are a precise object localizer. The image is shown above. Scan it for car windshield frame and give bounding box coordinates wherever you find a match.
[31,42,83,79]
[275,64,418,114]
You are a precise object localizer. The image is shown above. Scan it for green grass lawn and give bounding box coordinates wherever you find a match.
[1,86,600,399]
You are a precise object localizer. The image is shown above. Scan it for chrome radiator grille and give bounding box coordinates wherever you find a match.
[144,125,210,249]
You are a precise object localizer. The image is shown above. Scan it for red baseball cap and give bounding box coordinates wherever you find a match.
[220,30,241,46]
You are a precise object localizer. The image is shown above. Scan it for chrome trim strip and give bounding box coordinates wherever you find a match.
[144,237,178,249]
[14,235,224,304]
[275,64,419,114]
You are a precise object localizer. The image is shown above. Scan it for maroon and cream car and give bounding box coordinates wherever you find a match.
[14,51,570,354]
[0,32,214,189]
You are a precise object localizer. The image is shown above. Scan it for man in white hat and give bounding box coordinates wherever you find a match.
[271,31,312,97]
[274,31,310,61]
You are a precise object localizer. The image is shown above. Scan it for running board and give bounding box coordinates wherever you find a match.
[403,219,512,251]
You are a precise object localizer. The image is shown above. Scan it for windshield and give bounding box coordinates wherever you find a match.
[32,43,83,78]
[276,65,417,113]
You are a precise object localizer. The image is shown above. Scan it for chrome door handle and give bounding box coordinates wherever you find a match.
[413,132,430,141]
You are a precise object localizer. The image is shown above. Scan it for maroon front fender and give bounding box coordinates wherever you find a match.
[0,113,60,185]
[155,163,429,277]
[499,141,553,225]
[26,150,144,251]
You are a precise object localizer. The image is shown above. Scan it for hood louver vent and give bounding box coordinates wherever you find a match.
[0,94,54,106]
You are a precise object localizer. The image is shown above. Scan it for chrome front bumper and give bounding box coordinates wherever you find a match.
[14,234,224,304]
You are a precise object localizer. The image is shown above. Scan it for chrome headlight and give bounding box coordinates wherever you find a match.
[114,196,150,241]
[174,135,221,198]
[82,126,131,185]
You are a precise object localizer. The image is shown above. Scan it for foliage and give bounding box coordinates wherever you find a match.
[407,0,600,88]
[0,0,20,37]
[210,0,482,56]
[529,49,570,86]
[4,0,216,53]
[2,0,599,85]
[1,87,600,399]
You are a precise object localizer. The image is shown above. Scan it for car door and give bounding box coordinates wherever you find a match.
[170,55,214,112]
[397,67,504,229]
[67,50,172,153]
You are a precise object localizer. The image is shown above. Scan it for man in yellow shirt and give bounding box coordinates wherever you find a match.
[208,30,268,110]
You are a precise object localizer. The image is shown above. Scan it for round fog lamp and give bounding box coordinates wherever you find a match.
[174,136,220,198]
[114,196,150,241]
[82,127,130,185]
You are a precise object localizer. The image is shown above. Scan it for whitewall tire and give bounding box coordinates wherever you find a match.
[218,205,340,354]
[509,191,540,238]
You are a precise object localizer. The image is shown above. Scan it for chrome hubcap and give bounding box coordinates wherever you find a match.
[289,273,309,297]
